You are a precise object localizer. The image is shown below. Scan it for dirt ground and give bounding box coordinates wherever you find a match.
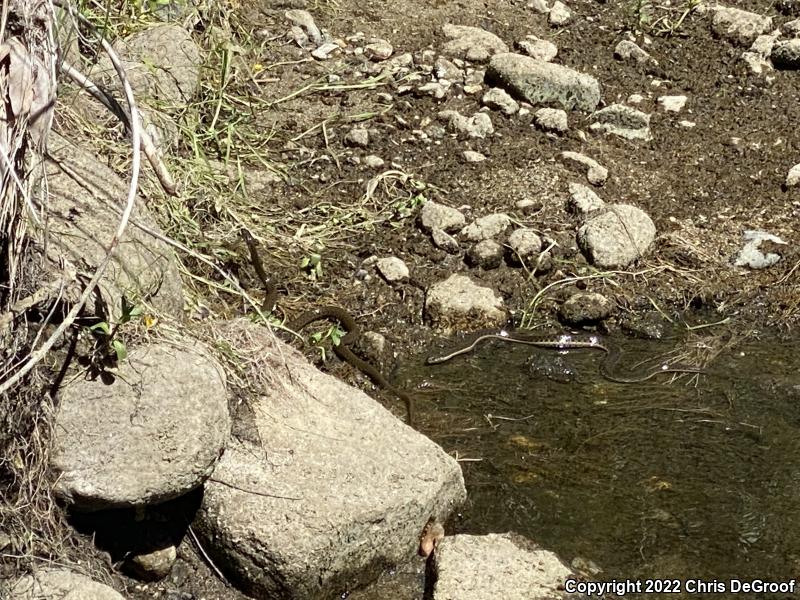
[42,0,800,598]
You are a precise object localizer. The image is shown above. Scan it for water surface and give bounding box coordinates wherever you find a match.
[396,332,800,598]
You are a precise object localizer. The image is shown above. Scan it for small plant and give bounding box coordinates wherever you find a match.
[309,324,345,361]
[300,251,323,280]
[82,296,144,377]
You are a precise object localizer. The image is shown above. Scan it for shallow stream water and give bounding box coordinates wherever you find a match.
[392,331,800,599]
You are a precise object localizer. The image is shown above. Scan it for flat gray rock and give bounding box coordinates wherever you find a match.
[441,24,509,63]
[460,213,511,242]
[419,201,466,233]
[577,204,656,268]
[590,104,652,141]
[432,533,578,600]
[52,342,229,510]
[196,320,466,600]
[710,5,772,46]
[425,274,506,333]
[560,151,608,186]
[486,53,600,111]
[10,568,125,599]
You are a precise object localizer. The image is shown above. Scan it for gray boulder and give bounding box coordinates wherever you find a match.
[432,533,578,599]
[10,569,125,599]
[486,53,600,111]
[52,342,229,510]
[577,204,656,268]
[195,320,466,600]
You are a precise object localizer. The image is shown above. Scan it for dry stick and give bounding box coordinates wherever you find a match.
[0,2,141,395]
[60,59,178,196]
[187,526,227,582]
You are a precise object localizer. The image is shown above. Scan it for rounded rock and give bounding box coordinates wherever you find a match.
[559,292,614,325]
[466,239,504,269]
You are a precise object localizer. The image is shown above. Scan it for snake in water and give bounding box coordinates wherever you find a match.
[426,330,703,383]
[241,230,415,424]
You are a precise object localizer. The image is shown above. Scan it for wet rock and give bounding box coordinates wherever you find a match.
[439,110,494,139]
[364,37,393,61]
[567,182,605,216]
[577,204,656,268]
[658,95,687,112]
[285,9,323,46]
[486,53,601,112]
[356,331,390,369]
[431,533,575,599]
[507,228,543,265]
[549,1,572,26]
[52,342,229,510]
[590,104,652,141]
[126,545,177,581]
[559,292,614,325]
[534,107,568,133]
[425,274,507,333]
[772,39,800,69]
[482,87,520,115]
[710,5,772,46]
[614,40,654,65]
[787,163,800,187]
[516,36,558,62]
[344,127,369,147]
[560,151,608,185]
[463,150,487,162]
[419,201,466,232]
[461,213,512,242]
[441,24,509,63]
[11,570,125,599]
[620,312,667,339]
[432,227,462,253]
[196,320,466,599]
[467,240,504,269]
[733,230,787,268]
[376,256,410,282]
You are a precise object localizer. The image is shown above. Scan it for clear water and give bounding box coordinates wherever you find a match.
[394,332,800,598]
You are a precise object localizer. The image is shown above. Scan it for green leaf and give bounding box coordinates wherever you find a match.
[90,321,111,335]
[111,339,127,362]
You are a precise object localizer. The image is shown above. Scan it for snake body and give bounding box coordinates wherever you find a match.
[242,231,414,423]
[426,330,702,383]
